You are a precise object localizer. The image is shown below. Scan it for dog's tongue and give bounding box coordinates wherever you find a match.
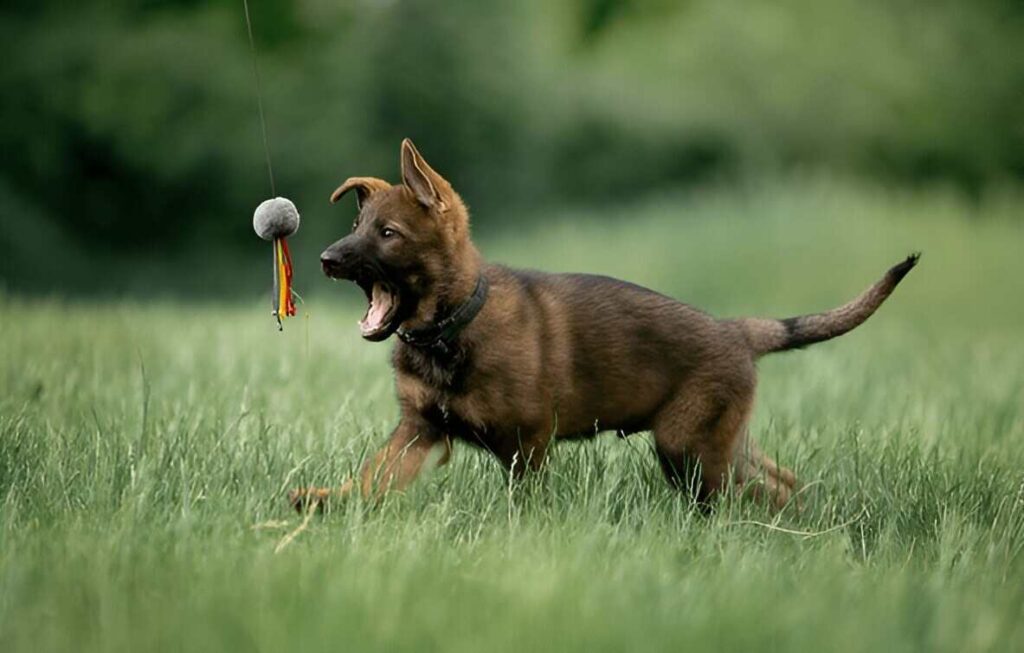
[360,282,394,334]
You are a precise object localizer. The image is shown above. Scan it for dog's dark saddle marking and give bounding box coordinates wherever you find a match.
[397,275,490,356]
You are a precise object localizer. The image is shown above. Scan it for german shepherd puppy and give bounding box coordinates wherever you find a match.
[291,139,918,511]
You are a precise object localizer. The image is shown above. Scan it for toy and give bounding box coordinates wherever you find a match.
[241,0,301,331]
[253,197,299,328]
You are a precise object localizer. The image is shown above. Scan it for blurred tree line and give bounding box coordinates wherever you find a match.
[1,0,1022,292]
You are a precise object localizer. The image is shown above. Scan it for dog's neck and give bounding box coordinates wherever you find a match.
[404,241,483,332]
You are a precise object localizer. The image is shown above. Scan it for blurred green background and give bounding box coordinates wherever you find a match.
[2,0,1022,297]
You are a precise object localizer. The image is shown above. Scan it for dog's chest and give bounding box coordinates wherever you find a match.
[394,343,496,443]
[394,343,469,392]
[413,383,499,451]
[395,343,471,420]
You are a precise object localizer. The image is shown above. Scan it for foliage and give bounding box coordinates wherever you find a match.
[1,0,1023,291]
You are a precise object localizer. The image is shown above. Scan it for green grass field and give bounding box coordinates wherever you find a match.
[2,179,1023,652]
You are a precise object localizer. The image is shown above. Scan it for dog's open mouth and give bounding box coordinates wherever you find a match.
[356,279,400,341]
[321,253,402,341]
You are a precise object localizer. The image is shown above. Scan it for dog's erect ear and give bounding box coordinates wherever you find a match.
[401,138,450,211]
[330,177,391,209]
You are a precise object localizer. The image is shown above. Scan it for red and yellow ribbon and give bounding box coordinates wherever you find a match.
[273,237,296,327]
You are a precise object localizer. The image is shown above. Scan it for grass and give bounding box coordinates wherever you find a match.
[2,178,1023,652]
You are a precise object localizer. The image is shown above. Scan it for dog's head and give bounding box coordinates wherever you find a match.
[321,139,477,341]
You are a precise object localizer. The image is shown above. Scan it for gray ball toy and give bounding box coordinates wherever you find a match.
[253,196,300,328]
[253,197,300,241]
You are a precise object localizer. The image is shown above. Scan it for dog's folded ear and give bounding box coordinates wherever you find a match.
[401,138,451,212]
[330,176,391,209]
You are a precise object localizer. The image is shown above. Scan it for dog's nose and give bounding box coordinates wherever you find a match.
[320,251,341,272]
[320,245,349,264]
[320,245,353,276]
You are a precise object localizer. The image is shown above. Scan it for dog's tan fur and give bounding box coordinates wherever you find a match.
[291,139,918,511]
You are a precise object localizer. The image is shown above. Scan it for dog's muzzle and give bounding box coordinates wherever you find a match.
[320,238,402,341]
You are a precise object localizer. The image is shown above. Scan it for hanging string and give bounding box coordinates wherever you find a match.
[242,1,303,332]
[241,0,276,196]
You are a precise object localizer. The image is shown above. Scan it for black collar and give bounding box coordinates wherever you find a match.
[396,275,489,355]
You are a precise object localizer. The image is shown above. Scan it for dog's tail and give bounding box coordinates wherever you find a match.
[738,253,919,357]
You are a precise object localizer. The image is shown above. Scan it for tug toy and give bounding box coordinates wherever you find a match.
[253,197,300,328]
[241,0,302,331]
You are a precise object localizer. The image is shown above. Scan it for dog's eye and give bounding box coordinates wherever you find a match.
[380,227,396,239]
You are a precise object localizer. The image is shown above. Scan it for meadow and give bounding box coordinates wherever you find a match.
[2,178,1023,652]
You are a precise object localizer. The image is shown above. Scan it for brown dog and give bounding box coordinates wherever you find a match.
[291,139,918,511]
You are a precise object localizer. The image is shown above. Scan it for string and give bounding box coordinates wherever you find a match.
[241,0,276,196]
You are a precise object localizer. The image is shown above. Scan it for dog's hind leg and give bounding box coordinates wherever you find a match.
[652,383,795,510]
[652,391,745,505]
[734,435,797,510]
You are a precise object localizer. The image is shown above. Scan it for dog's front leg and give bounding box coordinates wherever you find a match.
[289,416,449,512]
[358,417,451,500]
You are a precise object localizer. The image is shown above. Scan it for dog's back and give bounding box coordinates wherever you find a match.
[482,266,746,438]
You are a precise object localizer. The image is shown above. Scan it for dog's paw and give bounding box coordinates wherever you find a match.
[288,479,357,513]
[288,487,329,514]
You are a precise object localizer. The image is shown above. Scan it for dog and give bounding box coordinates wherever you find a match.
[290,138,918,511]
